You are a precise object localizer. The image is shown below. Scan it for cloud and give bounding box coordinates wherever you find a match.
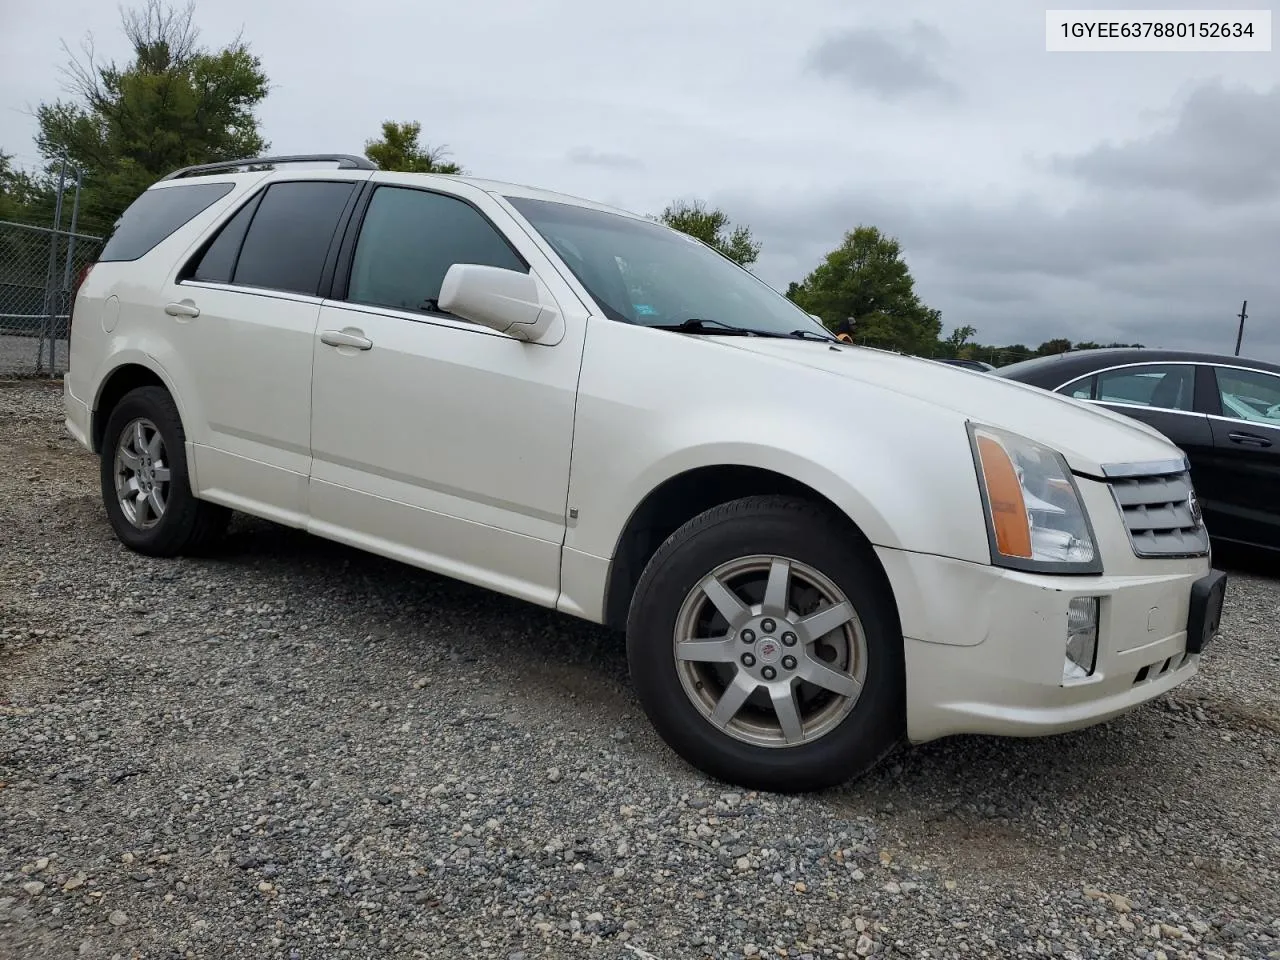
[806,21,958,102]
[1053,82,1280,204]
[566,147,644,170]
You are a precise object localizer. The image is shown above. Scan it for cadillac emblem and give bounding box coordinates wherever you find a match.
[1187,490,1203,527]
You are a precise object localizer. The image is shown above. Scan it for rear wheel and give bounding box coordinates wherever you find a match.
[100,386,230,556]
[626,495,904,792]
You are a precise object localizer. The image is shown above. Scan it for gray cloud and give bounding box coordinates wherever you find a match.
[806,21,958,102]
[718,164,1279,358]
[1053,82,1280,204]
[566,147,644,170]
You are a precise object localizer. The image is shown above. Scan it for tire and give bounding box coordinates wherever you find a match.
[99,385,230,557]
[626,495,905,793]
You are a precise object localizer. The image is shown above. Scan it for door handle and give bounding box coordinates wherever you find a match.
[1228,431,1271,448]
[320,329,373,350]
[164,300,200,319]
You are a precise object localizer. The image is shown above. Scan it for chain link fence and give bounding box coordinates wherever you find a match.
[0,220,103,378]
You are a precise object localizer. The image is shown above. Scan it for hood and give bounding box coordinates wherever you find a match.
[713,338,1183,477]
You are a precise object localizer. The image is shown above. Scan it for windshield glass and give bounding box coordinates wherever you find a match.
[505,196,831,338]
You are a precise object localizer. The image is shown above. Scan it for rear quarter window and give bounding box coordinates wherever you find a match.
[99,182,235,262]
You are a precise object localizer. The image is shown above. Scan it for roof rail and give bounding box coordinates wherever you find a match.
[159,154,377,181]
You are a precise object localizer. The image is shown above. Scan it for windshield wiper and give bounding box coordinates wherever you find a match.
[650,318,764,337]
[787,328,838,343]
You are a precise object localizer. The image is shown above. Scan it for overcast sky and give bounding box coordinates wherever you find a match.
[2,0,1276,358]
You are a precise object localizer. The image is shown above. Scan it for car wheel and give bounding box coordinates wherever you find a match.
[100,385,230,556]
[626,495,905,793]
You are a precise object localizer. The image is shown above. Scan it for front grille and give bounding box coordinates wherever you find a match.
[1108,470,1209,558]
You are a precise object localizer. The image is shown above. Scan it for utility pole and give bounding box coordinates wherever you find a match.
[37,156,68,376]
[1234,300,1248,357]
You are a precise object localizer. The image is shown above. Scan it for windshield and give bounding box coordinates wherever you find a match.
[505,196,832,339]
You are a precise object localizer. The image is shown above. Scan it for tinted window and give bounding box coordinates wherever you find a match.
[1214,367,1280,425]
[1095,365,1194,411]
[1058,375,1095,400]
[233,181,355,295]
[347,186,525,313]
[189,193,261,283]
[99,182,234,262]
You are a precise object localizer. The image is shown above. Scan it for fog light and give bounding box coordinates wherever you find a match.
[1064,596,1100,681]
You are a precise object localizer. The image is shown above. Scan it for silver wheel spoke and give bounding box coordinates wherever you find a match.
[134,490,151,525]
[147,488,166,519]
[762,558,791,614]
[146,431,163,458]
[799,601,855,641]
[119,448,141,472]
[675,636,737,664]
[701,575,747,624]
[133,422,148,455]
[798,657,861,699]
[152,465,171,482]
[711,672,756,727]
[770,683,804,744]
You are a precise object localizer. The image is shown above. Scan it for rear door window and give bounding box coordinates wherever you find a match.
[1213,367,1280,424]
[1094,365,1194,411]
[99,182,234,262]
[231,181,355,296]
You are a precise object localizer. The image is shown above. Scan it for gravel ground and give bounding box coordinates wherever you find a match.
[2,379,1278,960]
[0,334,68,379]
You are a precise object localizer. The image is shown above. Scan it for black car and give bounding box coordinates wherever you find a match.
[996,347,1280,552]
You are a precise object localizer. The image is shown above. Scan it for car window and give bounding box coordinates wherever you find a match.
[1214,367,1280,425]
[346,186,526,314]
[99,182,234,262]
[232,181,355,296]
[189,193,261,283]
[1094,365,1194,411]
[1058,375,1095,400]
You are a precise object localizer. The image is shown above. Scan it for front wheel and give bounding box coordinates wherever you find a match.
[626,495,905,793]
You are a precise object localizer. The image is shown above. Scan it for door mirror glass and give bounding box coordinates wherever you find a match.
[437,264,560,342]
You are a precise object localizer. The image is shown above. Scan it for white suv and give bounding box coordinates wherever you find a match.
[64,154,1227,792]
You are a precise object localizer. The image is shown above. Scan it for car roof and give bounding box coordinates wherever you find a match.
[996,347,1280,387]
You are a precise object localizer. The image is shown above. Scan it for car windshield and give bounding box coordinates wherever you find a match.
[505,196,832,339]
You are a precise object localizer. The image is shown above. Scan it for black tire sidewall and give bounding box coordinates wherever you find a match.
[627,498,905,792]
[99,387,198,555]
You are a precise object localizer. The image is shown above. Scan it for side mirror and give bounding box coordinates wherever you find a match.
[437,264,560,342]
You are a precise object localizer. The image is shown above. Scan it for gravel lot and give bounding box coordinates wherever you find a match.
[2,379,1278,960]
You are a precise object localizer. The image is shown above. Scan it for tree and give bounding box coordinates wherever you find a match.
[0,151,37,222]
[941,324,976,358]
[26,1,268,235]
[659,199,761,268]
[789,225,942,355]
[363,121,463,174]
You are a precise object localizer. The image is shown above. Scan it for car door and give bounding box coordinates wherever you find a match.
[174,174,366,526]
[308,179,589,608]
[1203,365,1280,548]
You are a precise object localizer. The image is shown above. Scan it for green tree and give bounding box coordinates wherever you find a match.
[28,0,269,235]
[659,199,761,268]
[940,324,976,358]
[790,225,942,355]
[363,121,463,174]
[0,151,37,222]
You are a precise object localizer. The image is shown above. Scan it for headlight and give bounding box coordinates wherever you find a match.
[968,423,1102,574]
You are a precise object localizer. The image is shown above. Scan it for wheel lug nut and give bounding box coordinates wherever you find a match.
[781,632,797,647]
[782,655,797,670]
[741,629,756,644]
[762,666,777,680]
[761,618,776,633]
[741,653,756,667]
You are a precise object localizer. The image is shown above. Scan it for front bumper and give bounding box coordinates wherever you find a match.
[877,547,1224,743]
